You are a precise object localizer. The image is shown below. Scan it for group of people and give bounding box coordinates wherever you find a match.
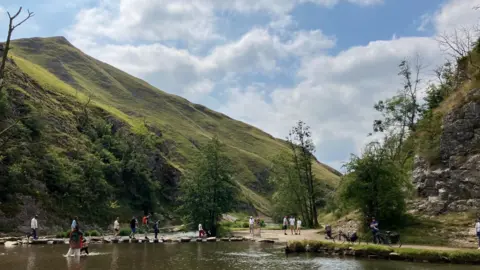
[126,214,160,240]
[248,216,263,236]
[282,216,302,235]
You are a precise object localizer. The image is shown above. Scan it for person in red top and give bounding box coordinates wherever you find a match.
[142,214,150,240]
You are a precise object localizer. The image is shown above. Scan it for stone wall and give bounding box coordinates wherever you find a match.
[412,89,480,214]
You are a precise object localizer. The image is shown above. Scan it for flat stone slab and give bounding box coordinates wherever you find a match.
[180,237,191,243]
[206,237,217,242]
[229,237,243,242]
[31,239,49,245]
[195,238,203,242]
[257,239,275,243]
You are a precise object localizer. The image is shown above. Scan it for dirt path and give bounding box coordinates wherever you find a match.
[233,229,476,251]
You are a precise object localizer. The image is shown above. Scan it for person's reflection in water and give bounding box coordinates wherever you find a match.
[66,255,85,270]
[110,243,119,270]
[26,246,36,270]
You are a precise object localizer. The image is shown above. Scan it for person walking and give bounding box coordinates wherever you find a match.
[248,216,255,236]
[142,214,150,240]
[30,215,38,240]
[475,217,480,249]
[296,218,302,235]
[71,216,78,231]
[153,221,159,240]
[66,225,83,257]
[282,216,288,235]
[289,216,295,235]
[129,216,138,239]
[198,223,205,238]
[113,217,120,238]
[370,217,379,244]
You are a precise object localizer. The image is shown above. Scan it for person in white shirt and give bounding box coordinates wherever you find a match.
[289,216,295,235]
[249,216,255,236]
[31,215,38,240]
[114,217,120,237]
[296,218,302,235]
[282,216,288,235]
[198,223,205,238]
[475,217,480,249]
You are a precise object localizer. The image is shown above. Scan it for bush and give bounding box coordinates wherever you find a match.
[119,228,131,236]
[242,222,249,228]
[55,231,70,238]
[87,230,100,237]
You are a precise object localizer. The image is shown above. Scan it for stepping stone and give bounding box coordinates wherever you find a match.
[195,238,203,242]
[31,239,49,245]
[230,237,243,242]
[257,239,275,243]
[220,238,230,242]
[4,241,19,246]
[206,237,217,242]
[162,238,172,243]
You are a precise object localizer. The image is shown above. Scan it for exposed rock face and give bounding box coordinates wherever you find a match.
[413,89,480,214]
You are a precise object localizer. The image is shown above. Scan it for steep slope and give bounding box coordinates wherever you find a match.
[6,37,340,217]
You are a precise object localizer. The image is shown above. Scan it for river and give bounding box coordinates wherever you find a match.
[0,241,477,270]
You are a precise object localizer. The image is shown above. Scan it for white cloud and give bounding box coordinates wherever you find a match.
[63,0,477,169]
[434,0,480,33]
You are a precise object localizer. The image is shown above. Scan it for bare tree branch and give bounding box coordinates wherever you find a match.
[0,7,34,84]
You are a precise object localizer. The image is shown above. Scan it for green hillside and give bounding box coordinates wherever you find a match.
[0,36,340,229]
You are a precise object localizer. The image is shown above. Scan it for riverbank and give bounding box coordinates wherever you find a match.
[286,240,480,265]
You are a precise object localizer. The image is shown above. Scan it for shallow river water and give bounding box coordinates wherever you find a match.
[0,241,478,270]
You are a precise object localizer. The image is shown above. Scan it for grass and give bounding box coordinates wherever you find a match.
[9,36,341,214]
[287,240,480,264]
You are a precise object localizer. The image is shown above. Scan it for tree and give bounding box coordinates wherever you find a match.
[270,151,309,224]
[373,56,423,162]
[436,27,480,72]
[0,7,34,84]
[339,141,411,230]
[179,137,237,236]
[270,121,321,228]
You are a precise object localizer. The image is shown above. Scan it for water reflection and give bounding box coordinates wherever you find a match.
[110,244,119,270]
[0,242,478,270]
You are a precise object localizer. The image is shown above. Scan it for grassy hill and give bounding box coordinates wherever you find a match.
[2,36,340,225]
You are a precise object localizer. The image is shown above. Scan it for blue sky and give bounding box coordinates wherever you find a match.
[1,0,479,170]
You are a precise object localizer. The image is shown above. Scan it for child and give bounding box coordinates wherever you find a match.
[80,236,89,255]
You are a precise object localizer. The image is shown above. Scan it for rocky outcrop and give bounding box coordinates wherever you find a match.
[413,89,480,214]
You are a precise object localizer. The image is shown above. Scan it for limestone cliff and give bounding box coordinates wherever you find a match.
[413,88,480,214]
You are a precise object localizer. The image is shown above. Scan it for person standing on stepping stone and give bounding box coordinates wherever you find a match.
[113,217,120,238]
[129,216,138,239]
[153,221,159,240]
[30,215,38,240]
[142,214,150,240]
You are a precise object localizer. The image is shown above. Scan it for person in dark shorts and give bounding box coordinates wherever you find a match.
[282,216,288,235]
[129,216,137,239]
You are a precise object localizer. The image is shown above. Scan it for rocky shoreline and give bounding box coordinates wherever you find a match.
[286,240,480,265]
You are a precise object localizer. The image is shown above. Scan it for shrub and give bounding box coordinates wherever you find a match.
[119,228,131,236]
[87,230,100,237]
[242,222,249,228]
[55,231,70,238]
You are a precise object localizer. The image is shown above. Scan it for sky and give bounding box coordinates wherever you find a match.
[1,0,480,171]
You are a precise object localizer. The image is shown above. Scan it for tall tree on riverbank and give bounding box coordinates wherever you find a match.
[270,121,320,228]
[179,136,237,236]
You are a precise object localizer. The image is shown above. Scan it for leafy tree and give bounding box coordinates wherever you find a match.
[373,57,423,163]
[339,141,411,229]
[270,121,321,228]
[178,136,237,236]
